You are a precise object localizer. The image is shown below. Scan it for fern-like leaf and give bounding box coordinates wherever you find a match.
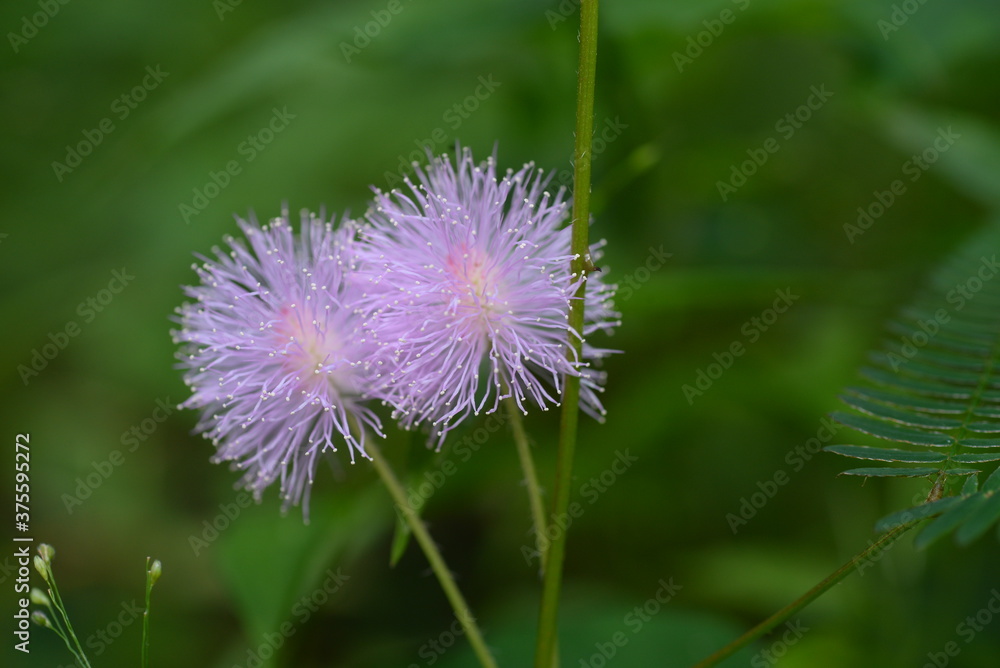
[826,224,1000,547]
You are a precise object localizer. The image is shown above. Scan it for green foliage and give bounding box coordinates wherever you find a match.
[827,224,1000,547]
[5,0,1000,664]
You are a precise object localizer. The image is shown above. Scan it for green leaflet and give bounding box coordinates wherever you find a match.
[880,340,986,371]
[839,467,945,478]
[869,352,993,388]
[825,445,947,463]
[826,223,1000,548]
[837,395,962,429]
[915,494,992,549]
[875,497,963,533]
[829,411,954,447]
[954,491,1000,545]
[843,386,966,414]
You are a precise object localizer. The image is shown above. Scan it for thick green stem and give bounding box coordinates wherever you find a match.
[534,1,600,665]
[505,397,549,574]
[367,438,498,668]
[691,521,919,667]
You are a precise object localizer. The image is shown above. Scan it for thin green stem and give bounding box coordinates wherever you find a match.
[44,570,92,668]
[142,557,158,668]
[534,1,600,665]
[505,397,548,574]
[367,438,498,668]
[691,521,919,667]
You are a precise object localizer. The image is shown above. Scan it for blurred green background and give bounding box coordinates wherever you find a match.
[3,0,1000,666]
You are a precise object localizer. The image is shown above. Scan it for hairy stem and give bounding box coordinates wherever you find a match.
[367,438,498,668]
[534,0,600,665]
[505,397,549,574]
[691,521,919,667]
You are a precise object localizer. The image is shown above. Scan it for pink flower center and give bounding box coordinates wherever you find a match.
[273,304,354,391]
[443,246,506,328]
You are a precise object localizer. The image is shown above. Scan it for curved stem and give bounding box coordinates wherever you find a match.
[691,521,919,667]
[366,438,498,668]
[505,397,548,574]
[534,1,600,665]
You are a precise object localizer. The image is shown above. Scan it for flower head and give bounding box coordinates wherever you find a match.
[173,209,383,517]
[356,146,619,445]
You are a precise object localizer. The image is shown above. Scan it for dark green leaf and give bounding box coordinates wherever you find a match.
[840,467,942,478]
[844,386,965,414]
[961,474,980,495]
[884,321,990,357]
[916,494,991,549]
[963,420,1000,434]
[955,491,1000,545]
[880,341,985,371]
[860,367,974,399]
[838,395,962,429]
[874,497,963,533]
[831,411,954,446]
[984,467,1000,491]
[952,452,1000,463]
[831,223,1000,547]
[824,445,947,463]
[958,437,1000,448]
[869,352,984,387]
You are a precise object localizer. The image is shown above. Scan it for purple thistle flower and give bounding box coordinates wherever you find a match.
[173,209,383,517]
[355,146,619,445]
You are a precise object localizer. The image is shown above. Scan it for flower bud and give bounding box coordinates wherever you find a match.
[30,588,51,607]
[38,543,55,563]
[31,611,53,629]
[33,555,49,581]
[149,559,162,587]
